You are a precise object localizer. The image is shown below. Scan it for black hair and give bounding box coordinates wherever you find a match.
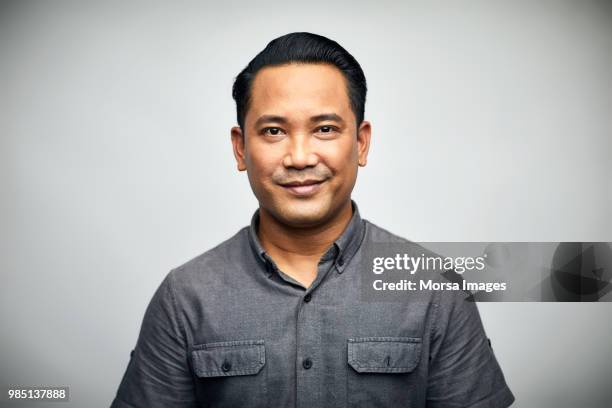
[232,32,367,130]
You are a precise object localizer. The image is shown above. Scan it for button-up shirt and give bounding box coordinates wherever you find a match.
[111,201,514,407]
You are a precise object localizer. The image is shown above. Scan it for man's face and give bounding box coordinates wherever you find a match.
[231,63,371,228]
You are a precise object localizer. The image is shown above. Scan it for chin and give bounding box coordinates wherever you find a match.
[272,198,333,228]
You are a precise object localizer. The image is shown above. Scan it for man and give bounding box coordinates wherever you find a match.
[111,32,514,407]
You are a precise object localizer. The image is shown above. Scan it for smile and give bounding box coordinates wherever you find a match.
[280,179,327,197]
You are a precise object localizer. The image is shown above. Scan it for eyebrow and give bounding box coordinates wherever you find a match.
[310,113,345,125]
[254,115,288,128]
[254,113,345,128]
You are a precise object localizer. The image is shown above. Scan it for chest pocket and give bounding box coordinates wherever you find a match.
[192,339,267,408]
[347,337,422,407]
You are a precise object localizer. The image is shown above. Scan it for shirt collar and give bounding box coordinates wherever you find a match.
[247,200,365,275]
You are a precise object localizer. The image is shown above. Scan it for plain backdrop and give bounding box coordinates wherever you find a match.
[1,1,611,407]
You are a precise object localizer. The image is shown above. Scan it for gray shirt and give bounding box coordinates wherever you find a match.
[111,201,514,407]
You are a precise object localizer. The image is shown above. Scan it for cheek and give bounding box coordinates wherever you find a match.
[246,143,278,174]
[318,138,358,172]
[245,145,285,194]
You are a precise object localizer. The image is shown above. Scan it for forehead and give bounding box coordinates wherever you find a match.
[247,63,353,122]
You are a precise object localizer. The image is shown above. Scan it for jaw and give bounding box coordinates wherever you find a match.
[262,186,353,230]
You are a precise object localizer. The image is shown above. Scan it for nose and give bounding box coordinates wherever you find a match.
[282,133,319,169]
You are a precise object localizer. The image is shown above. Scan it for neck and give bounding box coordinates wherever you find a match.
[257,200,353,260]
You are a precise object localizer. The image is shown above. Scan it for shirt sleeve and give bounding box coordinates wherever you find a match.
[111,270,197,407]
[426,288,515,408]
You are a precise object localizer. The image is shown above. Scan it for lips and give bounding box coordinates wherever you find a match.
[280,179,327,197]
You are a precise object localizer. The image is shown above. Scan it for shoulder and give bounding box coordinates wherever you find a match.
[166,227,251,289]
[364,219,409,243]
[363,219,439,258]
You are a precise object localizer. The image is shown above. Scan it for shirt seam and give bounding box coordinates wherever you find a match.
[428,289,441,376]
[167,269,189,350]
[430,287,441,340]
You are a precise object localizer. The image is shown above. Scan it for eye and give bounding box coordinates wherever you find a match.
[315,125,339,137]
[262,127,285,137]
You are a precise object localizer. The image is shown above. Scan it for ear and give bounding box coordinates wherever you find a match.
[231,126,247,171]
[356,120,371,167]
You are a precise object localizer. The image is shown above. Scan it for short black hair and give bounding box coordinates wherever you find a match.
[232,32,367,130]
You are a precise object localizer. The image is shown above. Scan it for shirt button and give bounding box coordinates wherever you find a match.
[304,293,312,303]
[221,360,232,372]
[337,257,345,266]
[302,357,313,369]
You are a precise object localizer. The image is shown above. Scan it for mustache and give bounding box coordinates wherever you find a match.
[272,166,333,185]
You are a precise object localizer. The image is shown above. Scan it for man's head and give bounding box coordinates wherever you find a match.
[231,32,371,228]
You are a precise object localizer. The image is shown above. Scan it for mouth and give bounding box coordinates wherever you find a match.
[279,179,327,197]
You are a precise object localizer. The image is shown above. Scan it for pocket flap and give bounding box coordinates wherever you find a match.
[192,339,265,378]
[347,337,421,373]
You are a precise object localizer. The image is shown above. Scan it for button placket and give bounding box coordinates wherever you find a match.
[295,261,331,408]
